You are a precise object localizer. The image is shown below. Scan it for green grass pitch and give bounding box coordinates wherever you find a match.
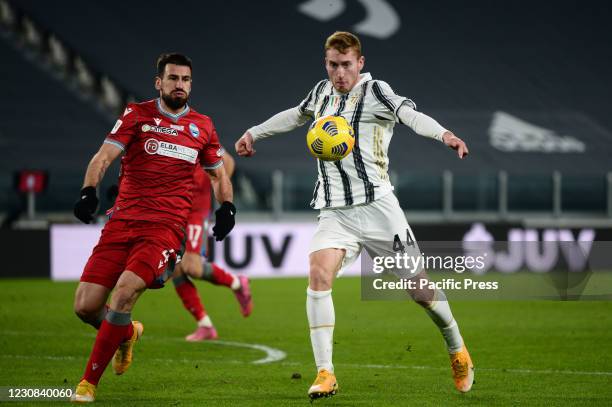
[1,278,611,406]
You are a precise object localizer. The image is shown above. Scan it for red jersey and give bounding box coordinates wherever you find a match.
[191,166,212,217]
[105,98,223,225]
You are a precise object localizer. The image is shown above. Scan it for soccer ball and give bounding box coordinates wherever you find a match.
[306,115,355,161]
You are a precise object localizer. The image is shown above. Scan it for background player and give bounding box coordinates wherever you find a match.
[173,155,253,341]
[236,32,472,399]
[71,53,236,402]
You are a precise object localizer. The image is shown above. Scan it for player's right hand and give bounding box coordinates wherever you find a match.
[73,186,99,224]
[213,201,236,241]
[235,132,256,157]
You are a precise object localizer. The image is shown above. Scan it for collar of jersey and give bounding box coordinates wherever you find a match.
[332,72,372,95]
[156,98,190,122]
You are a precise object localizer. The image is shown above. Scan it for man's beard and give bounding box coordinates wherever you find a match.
[161,92,188,110]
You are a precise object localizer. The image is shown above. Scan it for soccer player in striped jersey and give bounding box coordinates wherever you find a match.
[235,31,473,399]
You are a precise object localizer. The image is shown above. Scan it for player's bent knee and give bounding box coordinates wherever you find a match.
[73,301,102,324]
[182,266,200,279]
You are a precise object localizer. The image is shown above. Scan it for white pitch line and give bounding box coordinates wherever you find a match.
[209,340,287,364]
[336,362,612,377]
[0,330,286,365]
[3,331,611,377]
[2,354,611,378]
[144,335,287,364]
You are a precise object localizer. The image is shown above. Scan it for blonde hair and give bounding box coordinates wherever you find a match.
[324,31,362,57]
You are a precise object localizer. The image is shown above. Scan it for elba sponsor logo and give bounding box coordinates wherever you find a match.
[144,138,160,154]
[141,124,178,136]
[143,138,198,163]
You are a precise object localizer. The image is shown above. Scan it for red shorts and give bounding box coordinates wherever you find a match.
[185,212,206,255]
[80,219,185,289]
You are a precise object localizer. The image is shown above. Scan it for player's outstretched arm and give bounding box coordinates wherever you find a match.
[235,131,255,157]
[206,164,235,241]
[441,131,469,159]
[73,143,123,224]
[235,106,310,157]
[396,104,469,159]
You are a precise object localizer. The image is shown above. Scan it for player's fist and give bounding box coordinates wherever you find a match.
[213,201,236,241]
[73,186,99,224]
[235,132,256,157]
[442,131,469,159]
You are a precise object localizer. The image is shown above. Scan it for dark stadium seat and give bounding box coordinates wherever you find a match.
[0,38,116,212]
[4,0,612,212]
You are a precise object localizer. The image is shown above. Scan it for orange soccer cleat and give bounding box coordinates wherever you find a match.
[450,345,475,392]
[70,379,96,403]
[112,321,144,375]
[308,369,338,400]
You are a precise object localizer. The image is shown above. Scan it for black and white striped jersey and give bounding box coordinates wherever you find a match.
[299,73,416,209]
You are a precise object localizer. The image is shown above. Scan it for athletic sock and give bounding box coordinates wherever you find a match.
[306,287,335,373]
[82,310,134,385]
[423,289,464,353]
[201,262,239,290]
[173,275,206,321]
[197,315,213,328]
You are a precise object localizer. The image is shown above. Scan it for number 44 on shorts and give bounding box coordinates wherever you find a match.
[393,229,415,252]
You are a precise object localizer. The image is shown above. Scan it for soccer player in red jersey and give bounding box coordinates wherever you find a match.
[173,159,253,342]
[70,53,236,403]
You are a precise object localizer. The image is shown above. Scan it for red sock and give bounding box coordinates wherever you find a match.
[175,279,206,321]
[82,319,134,385]
[208,263,235,288]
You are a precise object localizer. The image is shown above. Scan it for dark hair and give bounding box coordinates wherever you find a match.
[156,53,193,77]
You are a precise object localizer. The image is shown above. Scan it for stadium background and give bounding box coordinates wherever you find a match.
[0,0,611,405]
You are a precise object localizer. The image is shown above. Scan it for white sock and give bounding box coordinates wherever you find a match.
[306,287,335,373]
[197,315,213,328]
[230,275,241,291]
[423,290,464,353]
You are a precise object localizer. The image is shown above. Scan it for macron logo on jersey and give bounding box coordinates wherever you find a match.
[111,120,123,134]
[123,107,133,117]
[144,138,198,164]
[153,118,161,125]
[142,124,178,136]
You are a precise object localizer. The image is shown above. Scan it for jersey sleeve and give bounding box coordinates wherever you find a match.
[104,103,139,151]
[200,121,225,170]
[297,80,327,118]
[371,80,417,122]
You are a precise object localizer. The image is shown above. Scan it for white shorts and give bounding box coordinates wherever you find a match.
[309,192,422,277]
